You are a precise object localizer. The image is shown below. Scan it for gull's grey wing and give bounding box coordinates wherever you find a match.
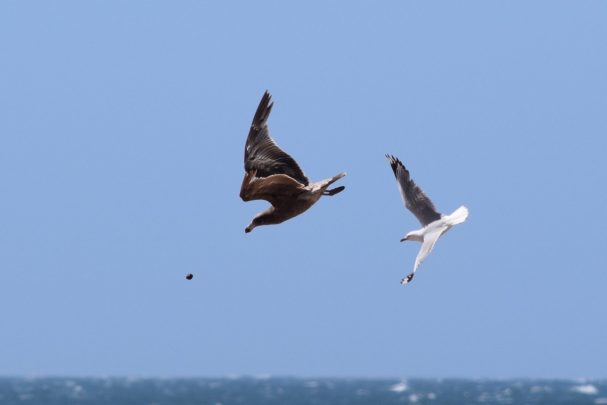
[244,91,309,186]
[386,154,441,226]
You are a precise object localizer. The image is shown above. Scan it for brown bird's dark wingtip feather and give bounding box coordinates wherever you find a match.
[251,91,274,128]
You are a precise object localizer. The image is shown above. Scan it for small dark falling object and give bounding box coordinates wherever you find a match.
[185,273,193,280]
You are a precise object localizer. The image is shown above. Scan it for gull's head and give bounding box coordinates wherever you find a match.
[401,231,422,242]
[400,232,414,242]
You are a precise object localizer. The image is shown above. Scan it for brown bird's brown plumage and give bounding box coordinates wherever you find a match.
[240,91,346,233]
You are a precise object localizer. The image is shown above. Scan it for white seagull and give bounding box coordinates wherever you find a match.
[386,154,469,285]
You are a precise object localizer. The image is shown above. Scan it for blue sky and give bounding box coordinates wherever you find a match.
[1,1,606,378]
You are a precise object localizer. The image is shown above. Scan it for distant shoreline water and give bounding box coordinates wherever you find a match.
[1,377,605,404]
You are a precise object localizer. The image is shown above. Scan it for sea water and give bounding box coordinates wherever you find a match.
[0,377,605,404]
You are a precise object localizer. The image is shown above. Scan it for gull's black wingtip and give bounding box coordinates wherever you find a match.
[385,154,410,179]
[386,154,400,176]
[385,154,403,166]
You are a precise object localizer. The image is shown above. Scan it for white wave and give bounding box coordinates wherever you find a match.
[69,384,84,399]
[304,380,319,388]
[356,388,369,396]
[389,381,408,392]
[594,398,607,404]
[573,384,599,395]
[408,393,420,403]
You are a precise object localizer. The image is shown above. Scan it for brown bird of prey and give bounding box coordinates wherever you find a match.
[240,91,346,233]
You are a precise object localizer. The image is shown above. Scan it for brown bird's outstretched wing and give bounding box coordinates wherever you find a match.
[386,154,442,226]
[244,91,309,186]
[240,171,305,206]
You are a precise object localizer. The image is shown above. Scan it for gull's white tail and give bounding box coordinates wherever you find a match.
[446,205,469,226]
[401,206,468,286]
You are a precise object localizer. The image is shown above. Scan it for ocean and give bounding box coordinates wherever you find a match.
[0,377,605,404]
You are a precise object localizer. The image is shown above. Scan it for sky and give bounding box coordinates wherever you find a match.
[1,1,606,379]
